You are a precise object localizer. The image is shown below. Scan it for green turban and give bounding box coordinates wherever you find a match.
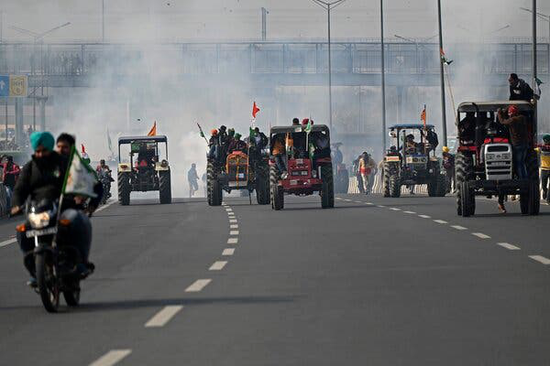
[30,131,55,151]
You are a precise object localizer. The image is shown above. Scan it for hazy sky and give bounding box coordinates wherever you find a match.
[1,0,549,42]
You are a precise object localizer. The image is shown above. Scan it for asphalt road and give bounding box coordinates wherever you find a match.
[0,193,549,365]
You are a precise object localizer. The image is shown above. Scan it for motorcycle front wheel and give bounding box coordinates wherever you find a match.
[35,253,60,313]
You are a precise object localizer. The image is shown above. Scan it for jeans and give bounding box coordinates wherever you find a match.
[4,186,12,209]
[275,155,286,173]
[542,170,550,198]
[513,145,528,179]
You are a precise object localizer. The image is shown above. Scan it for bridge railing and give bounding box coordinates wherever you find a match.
[0,42,548,77]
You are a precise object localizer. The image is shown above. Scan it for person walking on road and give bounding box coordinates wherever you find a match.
[188,163,200,198]
[537,134,550,204]
[442,146,455,193]
[359,152,376,194]
[2,155,21,209]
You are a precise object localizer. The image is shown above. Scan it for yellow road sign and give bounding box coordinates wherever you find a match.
[9,75,28,97]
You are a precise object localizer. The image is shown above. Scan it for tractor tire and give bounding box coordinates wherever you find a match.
[458,181,476,217]
[321,164,334,209]
[118,173,130,206]
[207,161,223,206]
[389,172,401,198]
[436,173,447,197]
[427,177,437,197]
[255,165,270,205]
[383,166,390,197]
[455,152,474,216]
[270,166,284,210]
[159,170,172,204]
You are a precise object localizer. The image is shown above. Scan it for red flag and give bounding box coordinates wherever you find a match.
[252,102,260,119]
[147,121,157,136]
[81,144,86,154]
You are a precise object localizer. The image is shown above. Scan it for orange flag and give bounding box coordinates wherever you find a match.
[420,106,426,127]
[147,121,157,136]
[252,101,260,119]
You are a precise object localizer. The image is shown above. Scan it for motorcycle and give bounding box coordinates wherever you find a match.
[98,169,113,204]
[16,200,92,312]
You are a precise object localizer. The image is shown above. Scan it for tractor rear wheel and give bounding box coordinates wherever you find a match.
[118,173,130,206]
[389,171,400,198]
[458,181,475,217]
[270,166,284,210]
[255,165,270,205]
[521,180,540,215]
[207,162,222,206]
[455,152,474,216]
[383,165,390,197]
[159,170,172,204]
[321,164,334,209]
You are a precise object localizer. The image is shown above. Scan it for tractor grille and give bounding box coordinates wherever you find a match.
[484,143,512,180]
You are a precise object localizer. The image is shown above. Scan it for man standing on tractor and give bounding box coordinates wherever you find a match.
[292,118,300,126]
[272,134,287,178]
[188,163,200,198]
[442,146,455,193]
[228,133,247,153]
[208,129,219,161]
[508,73,535,101]
[498,105,529,179]
[536,134,550,203]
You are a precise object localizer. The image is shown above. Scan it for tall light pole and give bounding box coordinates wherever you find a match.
[380,0,387,151]
[520,6,549,79]
[437,0,447,147]
[311,0,348,130]
[102,0,105,42]
[261,7,269,41]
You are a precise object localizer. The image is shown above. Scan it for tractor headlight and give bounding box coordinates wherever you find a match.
[28,212,51,229]
[161,159,168,167]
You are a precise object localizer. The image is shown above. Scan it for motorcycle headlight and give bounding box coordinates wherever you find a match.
[28,212,51,229]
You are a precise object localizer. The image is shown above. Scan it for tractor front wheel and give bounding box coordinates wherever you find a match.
[118,173,130,206]
[270,166,284,210]
[159,170,172,204]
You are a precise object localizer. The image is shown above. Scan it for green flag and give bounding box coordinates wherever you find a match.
[62,146,98,198]
[304,119,312,134]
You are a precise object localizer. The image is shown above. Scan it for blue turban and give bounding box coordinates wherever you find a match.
[30,131,55,151]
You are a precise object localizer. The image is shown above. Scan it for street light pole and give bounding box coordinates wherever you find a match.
[380,0,387,152]
[261,7,268,41]
[102,0,105,42]
[437,0,447,147]
[311,0,347,130]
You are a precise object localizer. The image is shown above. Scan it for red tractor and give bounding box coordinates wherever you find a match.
[455,101,540,216]
[269,125,334,210]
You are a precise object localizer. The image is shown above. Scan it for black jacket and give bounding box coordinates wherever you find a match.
[509,79,534,101]
[13,152,68,208]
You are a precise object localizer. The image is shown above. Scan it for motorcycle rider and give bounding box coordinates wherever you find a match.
[96,159,114,201]
[11,132,94,287]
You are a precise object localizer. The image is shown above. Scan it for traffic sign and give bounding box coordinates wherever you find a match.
[0,75,8,97]
[0,75,28,97]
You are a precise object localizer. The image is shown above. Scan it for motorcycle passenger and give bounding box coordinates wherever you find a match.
[11,132,94,287]
[56,132,75,157]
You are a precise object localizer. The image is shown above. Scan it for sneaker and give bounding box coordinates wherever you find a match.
[281,172,288,179]
[498,203,507,214]
[26,277,37,288]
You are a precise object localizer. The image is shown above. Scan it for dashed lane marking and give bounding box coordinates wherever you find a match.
[451,225,468,230]
[529,255,550,265]
[377,205,386,208]
[472,232,491,239]
[433,219,448,224]
[389,207,401,211]
[95,200,116,213]
[497,242,521,250]
[229,219,238,223]
[89,350,132,366]
[344,199,352,202]
[227,238,239,244]
[354,200,363,203]
[0,238,16,248]
[229,230,239,236]
[403,211,416,214]
[185,279,212,292]
[145,306,183,328]
[418,214,431,219]
[230,224,239,229]
[209,261,228,271]
[222,248,235,256]
[365,202,373,205]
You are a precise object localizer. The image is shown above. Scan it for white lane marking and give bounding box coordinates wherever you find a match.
[230,224,239,229]
[229,219,238,223]
[185,279,212,292]
[145,306,183,328]
[225,208,233,212]
[451,225,468,230]
[209,261,228,271]
[472,232,491,239]
[227,213,235,217]
[229,230,239,236]
[404,211,416,214]
[0,238,16,248]
[222,248,235,256]
[377,205,386,208]
[89,350,132,366]
[227,238,239,244]
[497,242,521,250]
[95,200,116,213]
[433,219,448,224]
[418,214,431,219]
[389,207,401,211]
[354,200,363,203]
[344,199,352,202]
[365,202,373,205]
[529,255,550,265]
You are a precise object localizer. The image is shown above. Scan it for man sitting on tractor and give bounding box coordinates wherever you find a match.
[227,133,247,153]
[404,134,420,154]
[272,134,287,178]
[136,143,155,168]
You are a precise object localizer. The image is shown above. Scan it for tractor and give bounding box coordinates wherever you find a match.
[117,135,172,205]
[269,124,334,210]
[383,124,446,198]
[206,145,270,206]
[455,101,539,216]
